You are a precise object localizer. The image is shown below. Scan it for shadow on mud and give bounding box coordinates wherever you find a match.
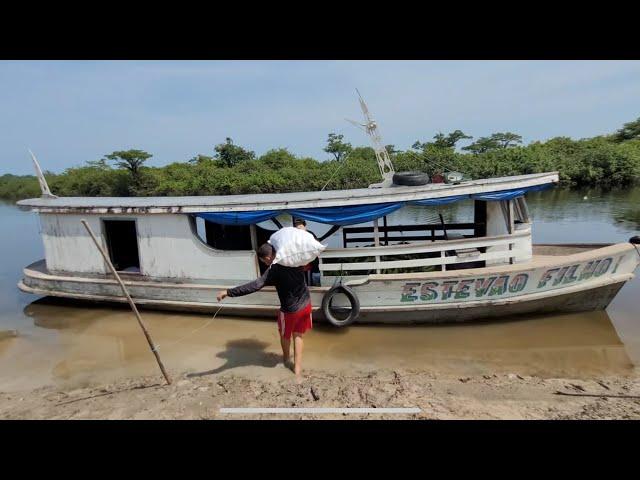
[186,338,281,377]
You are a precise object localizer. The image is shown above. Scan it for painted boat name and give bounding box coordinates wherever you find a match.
[400,257,618,302]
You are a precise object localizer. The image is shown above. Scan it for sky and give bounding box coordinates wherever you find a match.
[1,60,639,175]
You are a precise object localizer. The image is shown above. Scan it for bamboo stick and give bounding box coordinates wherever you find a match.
[80,219,171,385]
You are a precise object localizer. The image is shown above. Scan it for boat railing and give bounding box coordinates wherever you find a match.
[342,222,483,247]
[319,230,531,279]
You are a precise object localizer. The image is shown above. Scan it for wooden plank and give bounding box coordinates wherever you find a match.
[249,224,258,251]
[344,223,478,234]
[323,232,529,258]
[345,235,469,243]
[319,248,525,271]
[508,200,514,265]
[373,219,381,274]
[383,216,389,246]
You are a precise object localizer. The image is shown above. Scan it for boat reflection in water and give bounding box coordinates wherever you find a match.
[8,296,635,392]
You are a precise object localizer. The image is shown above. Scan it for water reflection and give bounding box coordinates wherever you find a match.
[528,186,640,229]
[1,188,639,391]
[3,295,634,391]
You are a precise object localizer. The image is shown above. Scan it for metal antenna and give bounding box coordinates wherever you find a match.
[345,118,366,131]
[349,90,395,188]
[28,149,57,198]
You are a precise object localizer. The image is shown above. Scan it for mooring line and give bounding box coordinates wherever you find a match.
[152,303,225,353]
[151,247,328,353]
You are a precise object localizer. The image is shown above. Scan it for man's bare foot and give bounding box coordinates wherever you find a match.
[295,374,303,384]
[285,359,295,372]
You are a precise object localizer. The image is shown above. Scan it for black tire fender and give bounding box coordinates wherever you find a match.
[321,285,360,327]
[392,171,430,186]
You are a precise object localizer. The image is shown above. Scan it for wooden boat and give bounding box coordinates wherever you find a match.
[16,167,640,325]
[16,96,640,325]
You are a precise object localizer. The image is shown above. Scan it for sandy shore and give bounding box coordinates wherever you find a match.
[1,366,640,420]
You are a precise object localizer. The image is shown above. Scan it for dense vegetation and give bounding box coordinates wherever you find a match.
[2,117,639,201]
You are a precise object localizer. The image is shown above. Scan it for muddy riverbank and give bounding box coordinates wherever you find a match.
[2,366,639,419]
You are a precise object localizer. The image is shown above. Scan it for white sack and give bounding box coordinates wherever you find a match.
[268,227,326,267]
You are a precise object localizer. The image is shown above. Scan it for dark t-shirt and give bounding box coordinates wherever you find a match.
[227,263,310,313]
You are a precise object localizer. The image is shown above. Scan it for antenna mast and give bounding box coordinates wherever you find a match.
[352,89,395,188]
[28,150,57,198]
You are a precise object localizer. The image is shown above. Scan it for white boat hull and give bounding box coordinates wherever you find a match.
[18,243,639,324]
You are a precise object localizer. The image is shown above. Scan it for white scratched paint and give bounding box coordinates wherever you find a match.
[39,213,259,281]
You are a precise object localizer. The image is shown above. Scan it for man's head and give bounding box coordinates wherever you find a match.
[293,218,307,230]
[258,243,275,266]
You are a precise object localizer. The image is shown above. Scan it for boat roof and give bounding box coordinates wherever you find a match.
[17,172,559,214]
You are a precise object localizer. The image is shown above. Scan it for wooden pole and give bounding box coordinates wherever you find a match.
[373,219,381,274]
[80,220,172,385]
[382,215,389,246]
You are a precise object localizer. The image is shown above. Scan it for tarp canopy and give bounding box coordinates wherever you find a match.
[196,210,279,226]
[288,203,403,226]
[193,183,553,226]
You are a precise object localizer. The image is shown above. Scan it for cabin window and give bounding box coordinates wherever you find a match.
[193,217,276,251]
[473,200,487,237]
[102,219,141,273]
[205,223,253,250]
[340,200,482,248]
[514,197,530,223]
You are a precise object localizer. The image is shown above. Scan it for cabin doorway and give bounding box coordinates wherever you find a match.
[103,219,141,273]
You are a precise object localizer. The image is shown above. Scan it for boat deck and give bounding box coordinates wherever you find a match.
[23,243,615,286]
[18,241,637,323]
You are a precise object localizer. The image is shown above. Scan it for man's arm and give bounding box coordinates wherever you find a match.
[216,267,274,301]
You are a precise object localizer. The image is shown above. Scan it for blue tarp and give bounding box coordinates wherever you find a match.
[193,183,554,226]
[472,183,553,201]
[288,203,404,226]
[196,210,279,226]
[412,194,469,206]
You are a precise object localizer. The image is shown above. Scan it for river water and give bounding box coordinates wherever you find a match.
[0,187,639,392]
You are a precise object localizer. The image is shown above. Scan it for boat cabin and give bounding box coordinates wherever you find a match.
[18,172,558,287]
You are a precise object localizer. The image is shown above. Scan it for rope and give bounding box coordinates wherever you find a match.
[405,149,465,176]
[151,303,225,353]
[321,152,352,191]
[408,150,462,175]
[150,245,331,353]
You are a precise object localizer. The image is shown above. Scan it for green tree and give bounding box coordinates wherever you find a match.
[106,150,152,180]
[437,130,473,148]
[214,137,256,168]
[413,130,472,150]
[491,132,523,148]
[188,154,214,164]
[86,158,110,170]
[259,148,297,169]
[462,137,500,154]
[613,117,640,142]
[324,133,352,162]
[385,144,399,154]
[462,132,522,153]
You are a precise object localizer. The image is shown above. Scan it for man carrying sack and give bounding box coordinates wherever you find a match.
[217,227,325,379]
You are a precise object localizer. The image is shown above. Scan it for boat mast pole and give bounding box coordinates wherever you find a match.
[80,219,172,385]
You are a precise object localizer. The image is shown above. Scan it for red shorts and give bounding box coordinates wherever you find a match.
[277,302,312,339]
